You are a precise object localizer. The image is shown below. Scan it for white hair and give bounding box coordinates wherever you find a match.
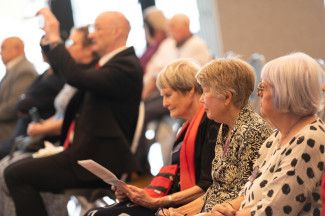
[261,52,324,116]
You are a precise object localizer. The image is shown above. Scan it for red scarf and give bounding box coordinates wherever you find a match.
[63,121,75,149]
[179,105,205,190]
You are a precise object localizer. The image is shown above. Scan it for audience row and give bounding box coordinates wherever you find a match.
[0,6,323,216]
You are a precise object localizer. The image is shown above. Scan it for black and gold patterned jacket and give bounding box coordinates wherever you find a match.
[202,105,272,212]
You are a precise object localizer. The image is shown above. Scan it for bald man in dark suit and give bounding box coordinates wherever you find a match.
[4,9,143,216]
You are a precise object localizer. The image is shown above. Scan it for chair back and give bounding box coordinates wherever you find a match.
[131,101,145,154]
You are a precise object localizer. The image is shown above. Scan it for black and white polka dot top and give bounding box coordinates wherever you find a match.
[240,118,325,216]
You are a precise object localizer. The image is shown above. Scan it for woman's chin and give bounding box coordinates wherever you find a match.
[206,112,214,120]
[170,112,183,119]
[169,112,177,119]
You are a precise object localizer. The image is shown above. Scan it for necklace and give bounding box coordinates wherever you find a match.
[280,116,303,140]
[222,127,234,157]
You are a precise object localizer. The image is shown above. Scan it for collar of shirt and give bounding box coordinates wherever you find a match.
[176,34,193,48]
[98,46,127,67]
[6,55,24,71]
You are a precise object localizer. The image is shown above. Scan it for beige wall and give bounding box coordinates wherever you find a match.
[215,0,325,60]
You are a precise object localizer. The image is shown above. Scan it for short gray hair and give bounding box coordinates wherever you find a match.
[156,59,202,94]
[261,52,324,116]
[196,58,256,108]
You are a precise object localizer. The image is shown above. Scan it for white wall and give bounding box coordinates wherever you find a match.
[214,0,325,60]
[0,0,202,80]
[0,0,49,78]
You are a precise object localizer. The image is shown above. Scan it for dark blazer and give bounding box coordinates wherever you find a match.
[16,69,64,119]
[48,45,143,181]
[14,69,64,138]
[170,114,220,193]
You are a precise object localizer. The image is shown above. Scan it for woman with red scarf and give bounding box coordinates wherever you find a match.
[84,59,220,215]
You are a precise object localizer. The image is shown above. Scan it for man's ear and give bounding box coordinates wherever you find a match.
[113,28,123,39]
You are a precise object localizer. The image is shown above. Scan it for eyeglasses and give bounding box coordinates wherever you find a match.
[257,82,264,97]
[88,24,95,34]
[65,39,75,47]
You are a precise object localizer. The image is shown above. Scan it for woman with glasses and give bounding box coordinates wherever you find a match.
[209,52,325,216]
[158,58,272,215]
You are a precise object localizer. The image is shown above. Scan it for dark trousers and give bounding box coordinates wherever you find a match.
[85,200,157,216]
[0,117,30,160]
[4,152,107,216]
[0,138,13,160]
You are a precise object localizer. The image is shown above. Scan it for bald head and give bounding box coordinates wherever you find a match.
[1,37,25,65]
[90,11,130,56]
[168,14,191,43]
[98,11,130,36]
[170,14,190,29]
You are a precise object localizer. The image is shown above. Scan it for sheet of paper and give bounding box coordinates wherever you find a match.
[78,159,130,193]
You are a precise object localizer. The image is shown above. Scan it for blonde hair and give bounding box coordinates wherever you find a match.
[156,59,202,94]
[196,58,255,108]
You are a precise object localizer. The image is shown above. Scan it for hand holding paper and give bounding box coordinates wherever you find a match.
[78,159,130,194]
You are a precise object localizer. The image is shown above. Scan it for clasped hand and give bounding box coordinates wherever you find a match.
[210,203,236,216]
[155,202,237,216]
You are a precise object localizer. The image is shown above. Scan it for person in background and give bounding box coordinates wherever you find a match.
[0,37,37,159]
[85,59,220,216]
[140,14,212,174]
[210,52,325,216]
[27,26,96,138]
[0,36,65,161]
[142,13,211,100]
[158,58,272,215]
[4,8,143,216]
[136,6,168,174]
[0,25,97,216]
[13,37,65,143]
[139,6,167,74]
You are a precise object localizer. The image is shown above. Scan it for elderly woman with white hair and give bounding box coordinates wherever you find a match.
[209,52,325,216]
[158,58,272,216]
